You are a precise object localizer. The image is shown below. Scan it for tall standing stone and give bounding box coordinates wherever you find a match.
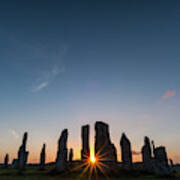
[40,144,46,170]
[95,121,117,162]
[141,136,153,172]
[120,133,132,170]
[17,132,29,170]
[55,129,68,172]
[81,125,90,160]
[69,148,73,162]
[4,154,9,168]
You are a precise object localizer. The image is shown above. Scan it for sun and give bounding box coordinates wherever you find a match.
[90,155,96,164]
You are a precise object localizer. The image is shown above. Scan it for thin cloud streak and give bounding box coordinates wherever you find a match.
[31,65,65,93]
[132,150,141,155]
[32,81,49,92]
[30,43,68,93]
[162,90,176,99]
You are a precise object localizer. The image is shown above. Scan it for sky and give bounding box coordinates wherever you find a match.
[0,0,180,164]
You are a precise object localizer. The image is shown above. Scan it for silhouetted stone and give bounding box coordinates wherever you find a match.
[154,146,168,166]
[152,140,155,152]
[169,159,174,167]
[81,125,90,160]
[15,132,29,170]
[120,133,132,170]
[11,159,18,169]
[142,139,172,176]
[55,129,68,172]
[69,148,73,162]
[153,146,172,176]
[95,121,117,162]
[40,144,46,170]
[4,154,9,168]
[141,136,153,172]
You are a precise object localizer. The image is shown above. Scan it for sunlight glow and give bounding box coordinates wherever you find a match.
[89,148,96,164]
[90,155,96,164]
[71,147,109,179]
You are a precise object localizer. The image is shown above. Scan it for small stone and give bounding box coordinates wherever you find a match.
[40,144,46,170]
[4,154,9,168]
[69,148,73,162]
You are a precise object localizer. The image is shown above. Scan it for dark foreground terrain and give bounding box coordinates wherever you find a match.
[0,164,180,180]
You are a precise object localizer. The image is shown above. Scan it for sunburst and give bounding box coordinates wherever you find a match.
[71,148,111,180]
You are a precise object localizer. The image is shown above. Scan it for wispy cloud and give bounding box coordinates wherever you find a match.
[162,90,176,99]
[32,82,49,92]
[9,129,19,139]
[31,65,65,93]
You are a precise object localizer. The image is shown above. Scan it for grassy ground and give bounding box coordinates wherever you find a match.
[0,166,179,180]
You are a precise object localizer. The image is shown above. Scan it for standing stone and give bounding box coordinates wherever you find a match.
[69,148,73,162]
[169,159,174,167]
[120,133,132,170]
[40,144,46,170]
[95,121,117,162]
[153,146,172,176]
[81,125,90,160]
[4,154,9,168]
[154,146,168,166]
[55,129,68,172]
[11,159,18,169]
[141,136,153,172]
[17,132,29,170]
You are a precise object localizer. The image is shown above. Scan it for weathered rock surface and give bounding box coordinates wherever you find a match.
[40,144,46,170]
[95,121,117,162]
[55,129,68,172]
[81,125,90,160]
[120,133,132,170]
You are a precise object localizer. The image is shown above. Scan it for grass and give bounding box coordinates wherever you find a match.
[0,165,179,180]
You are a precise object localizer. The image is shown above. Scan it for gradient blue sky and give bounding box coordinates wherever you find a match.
[0,0,180,163]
